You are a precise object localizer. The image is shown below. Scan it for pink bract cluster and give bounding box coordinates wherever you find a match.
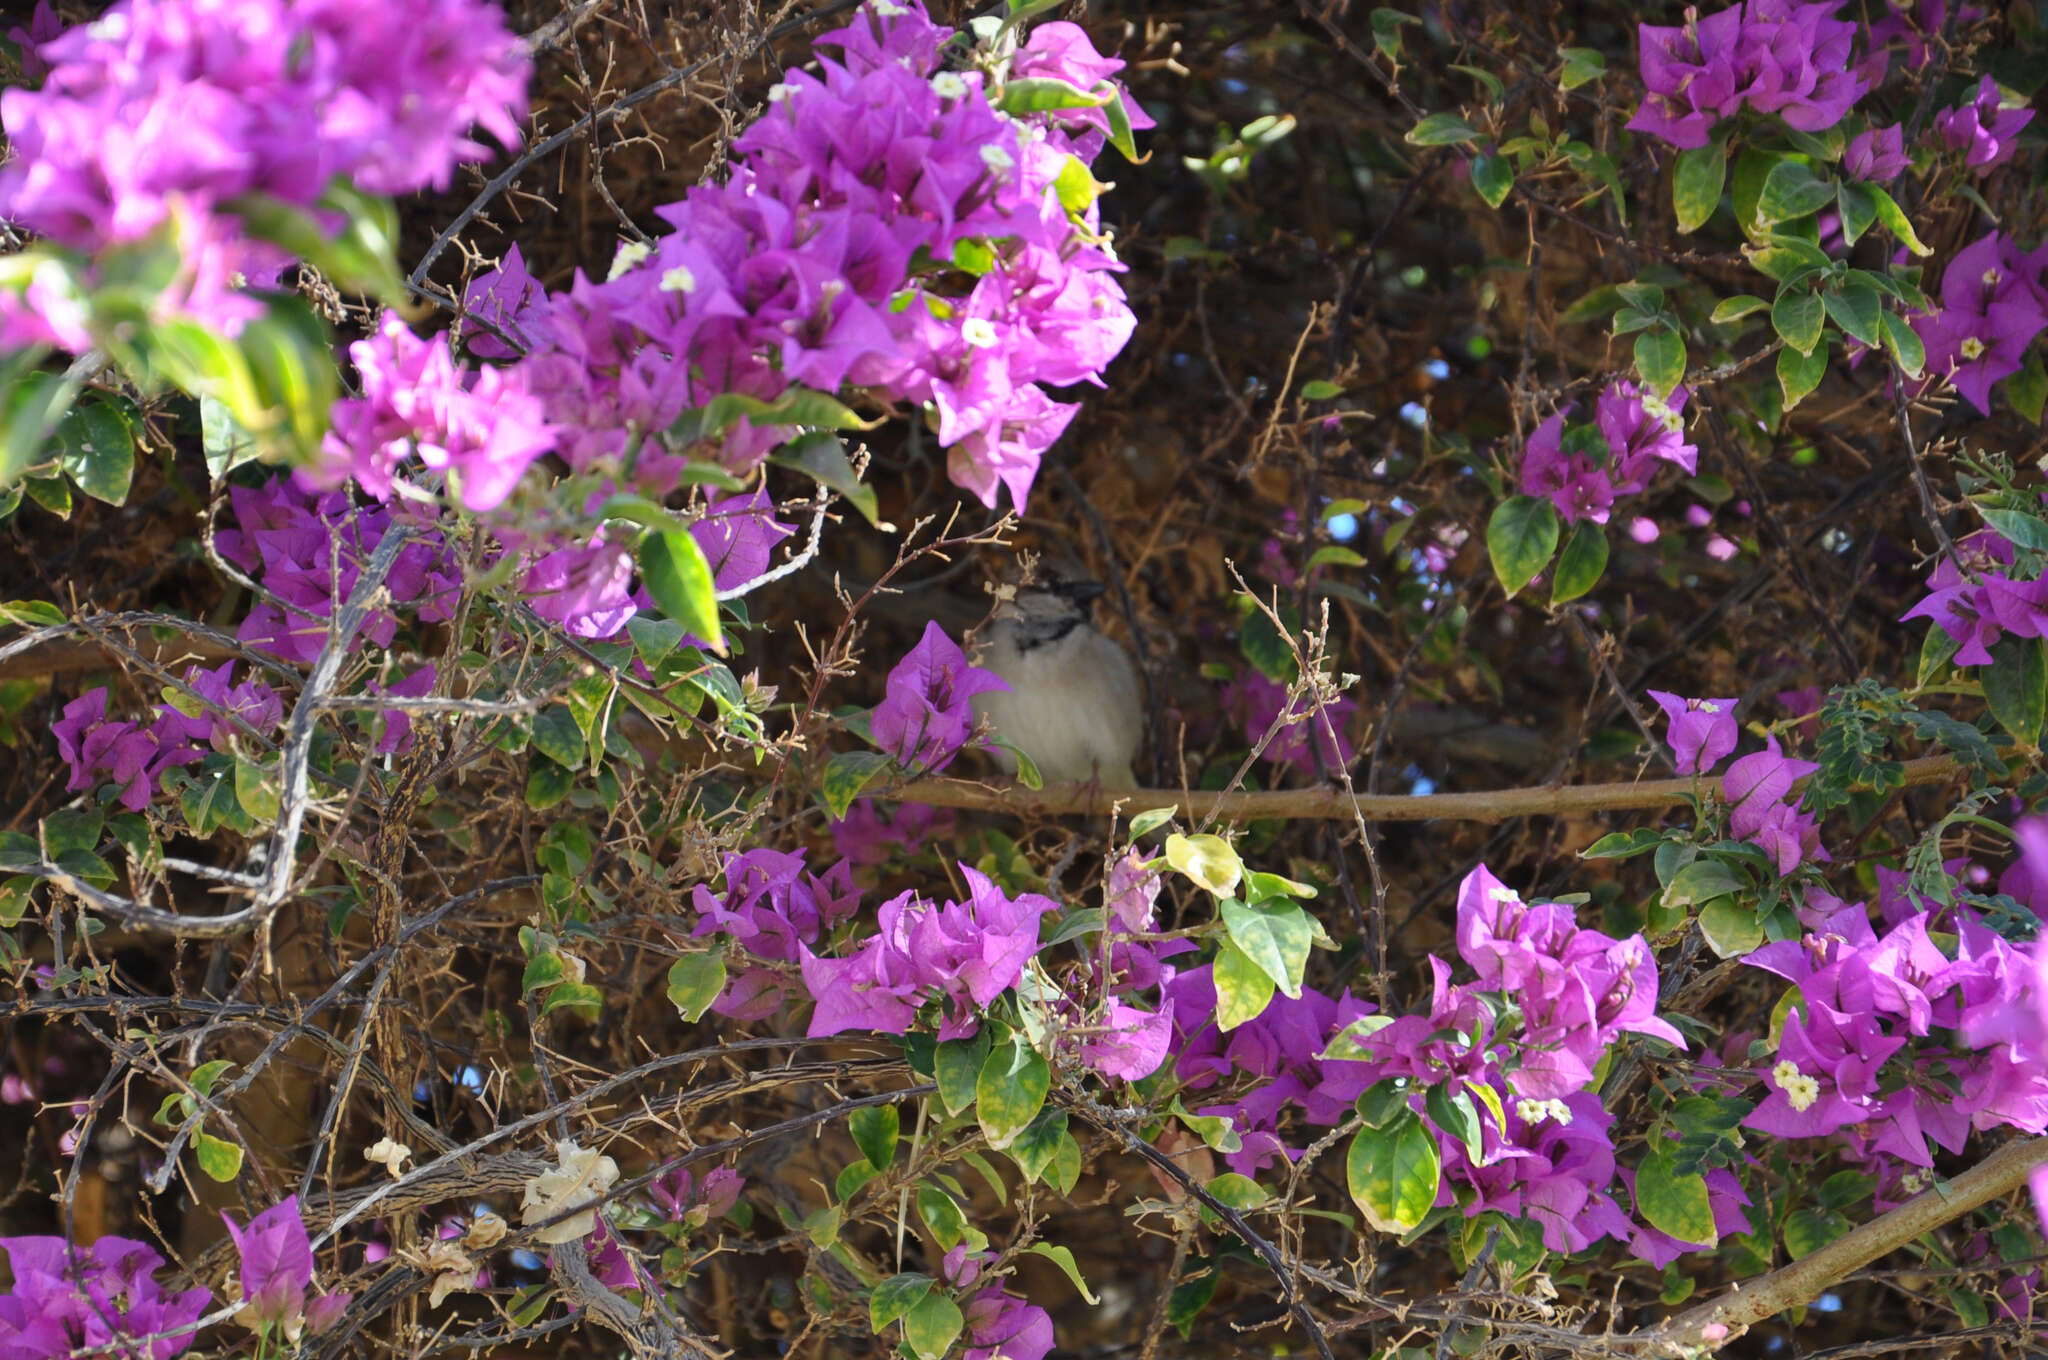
[1519,380,1700,527]
[1627,0,1867,150]
[0,1235,211,1360]
[1902,528,2048,667]
[449,0,1143,514]
[0,0,528,341]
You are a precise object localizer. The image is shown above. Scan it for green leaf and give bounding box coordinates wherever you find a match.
[666,953,726,1021]
[522,952,566,993]
[1709,295,1770,325]
[850,1104,899,1171]
[1981,507,2048,553]
[1424,1084,1484,1162]
[1345,1114,1440,1235]
[1982,634,2047,748]
[199,396,262,480]
[1583,827,1668,860]
[2,366,80,490]
[1752,160,1834,229]
[1636,1145,1716,1245]
[1171,1098,1244,1153]
[0,600,65,628]
[772,431,884,527]
[976,1034,1050,1150]
[1006,1108,1068,1184]
[529,706,584,771]
[1634,328,1687,398]
[1867,186,1931,256]
[822,749,891,817]
[1559,47,1605,89]
[1100,85,1142,163]
[916,1182,972,1249]
[995,75,1112,114]
[698,386,865,437]
[1299,379,1344,401]
[871,1274,934,1332]
[1671,142,1726,233]
[1662,858,1749,911]
[1128,806,1177,838]
[1164,832,1242,896]
[53,398,134,505]
[541,981,604,1019]
[901,1292,964,1360]
[1771,292,1825,355]
[1212,937,1276,1031]
[2008,350,2048,425]
[1880,311,1926,379]
[1822,282,1882,349]
[233,190,404,301]
[1024,1243,1100,1304]
[935,1030,992,1116]
[1698,898,1766,957]
[194,1131,244,1183]
[1777,343,1827,410]
[1237,607,1297,683]
[188,1060,235,1098]
[1470,152,1514,209]
[1370,6,1419,58]
[1407,112,1480,146]
[1550,519,1608,605]
[638,528,723,654]
[1782,1207,1851,1260]
[1219,896,1312,998]
[1836,181,1877,248]
[40,808,101,858]
[1486,494,1560,598]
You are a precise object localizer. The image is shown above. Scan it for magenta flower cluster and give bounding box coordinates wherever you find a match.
[1627,0,1867,150]
[943,1245,1055,1360]
[1520,380,1700,526]
[1740,883,2048,1182]
[457,0,1143,513]
[1902,528,2048,667]
[53,661,284,811]
[221,1196,351,1340]
[0,1235,210,1360]
[689,849,860,1020]
[1157,864,1692,1258]
[1906,232,2048,417]
[308,312,557,515]
[872,622,1010,774]
[1935,75,2035,173]
[1651,693,1825,873]
[0,0,528,340]
[1219,671,1356,776]
[799,866,1054,1040]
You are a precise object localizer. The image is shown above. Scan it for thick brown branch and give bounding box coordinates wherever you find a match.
[1628,1137,2048,1355]
[882,755,1962,823]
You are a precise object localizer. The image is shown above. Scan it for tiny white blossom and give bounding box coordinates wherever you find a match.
[869,0,907,14]
[767,82,798,104]
[961,318,1000,349]
[1772,1059,1821,1112]
[660,266,697,295]
[1982,268,2002,287]
[979,144,1015,174]
[931,72,968,99]
[1960,336,1987,360]
[606,240,652,280]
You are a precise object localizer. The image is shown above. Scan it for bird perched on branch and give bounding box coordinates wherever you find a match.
[970,574,1144,788]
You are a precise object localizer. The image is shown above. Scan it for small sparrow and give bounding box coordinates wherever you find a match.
[971,577,1145,787]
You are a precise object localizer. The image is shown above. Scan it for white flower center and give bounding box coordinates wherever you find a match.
[1960,336,1986,360]
[660,266,698,295]
[980,144,1015,174]
[1773,1059,1821,1112]
[931,72,968,99]
[961,318,1000,348]
[607,240,652,280]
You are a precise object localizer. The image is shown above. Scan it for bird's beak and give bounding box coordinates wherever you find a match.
[1052,578,1107,605]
